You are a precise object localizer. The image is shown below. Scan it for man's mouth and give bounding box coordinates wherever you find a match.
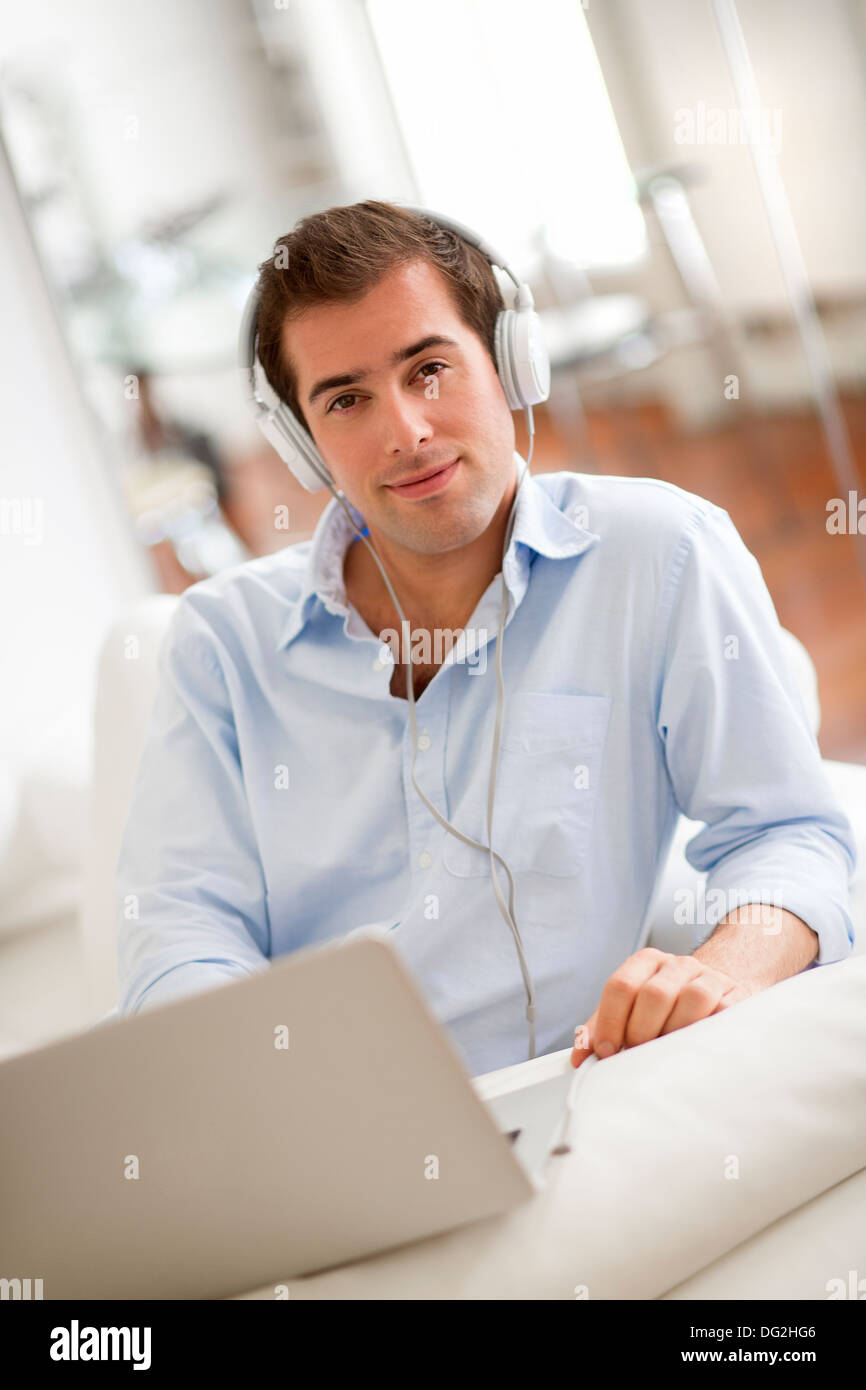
[386,457,461,498]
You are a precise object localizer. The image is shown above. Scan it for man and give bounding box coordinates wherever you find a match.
[116,201,856,1077]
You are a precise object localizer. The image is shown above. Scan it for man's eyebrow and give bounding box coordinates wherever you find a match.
[306,335,460,407]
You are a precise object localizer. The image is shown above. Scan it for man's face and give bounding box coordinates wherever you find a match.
[281,259,516,556]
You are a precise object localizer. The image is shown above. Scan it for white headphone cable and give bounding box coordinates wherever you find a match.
[316,407,539,1058]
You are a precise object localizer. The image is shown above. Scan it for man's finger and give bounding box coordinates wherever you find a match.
[659,970,731,1034]
[709,983,751,1015]
[593,948,673,1056]
[624,955,705,1045]
[570,1013,596,1068]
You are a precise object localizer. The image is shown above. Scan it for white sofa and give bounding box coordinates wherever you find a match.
[79,596,866,1300]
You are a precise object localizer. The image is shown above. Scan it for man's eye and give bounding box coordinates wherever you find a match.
[326,363,445,412]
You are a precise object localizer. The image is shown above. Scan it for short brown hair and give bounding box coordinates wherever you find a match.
[254,200,505,431]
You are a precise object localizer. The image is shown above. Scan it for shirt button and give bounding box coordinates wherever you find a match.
[417,732,431,751]
[373,643,394,671]
[419,850,432,869]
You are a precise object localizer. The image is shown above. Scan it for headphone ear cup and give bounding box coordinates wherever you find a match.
[271,405,335,493]
[494,307,551,410]
[494,309,522,410]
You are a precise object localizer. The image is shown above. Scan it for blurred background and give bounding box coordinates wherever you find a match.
[1,0,865,1053]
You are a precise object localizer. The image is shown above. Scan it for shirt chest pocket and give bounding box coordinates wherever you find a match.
[442,692,611,879]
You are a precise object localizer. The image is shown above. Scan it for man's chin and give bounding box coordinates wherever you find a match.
[367,460,512,553]
[378,519,481,557]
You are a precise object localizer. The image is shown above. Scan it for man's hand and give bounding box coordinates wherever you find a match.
[570,946,758,1068]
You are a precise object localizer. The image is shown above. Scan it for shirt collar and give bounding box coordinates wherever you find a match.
[276,451,599,652]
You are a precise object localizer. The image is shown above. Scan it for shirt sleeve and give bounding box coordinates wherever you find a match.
[116,596,271,1015]
[653,502,857,964]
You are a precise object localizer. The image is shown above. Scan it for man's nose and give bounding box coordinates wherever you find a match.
[380,383,435,455]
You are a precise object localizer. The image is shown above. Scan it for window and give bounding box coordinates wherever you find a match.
[365,0,646,274]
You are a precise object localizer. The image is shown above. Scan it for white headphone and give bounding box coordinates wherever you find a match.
[238,205,552,1062]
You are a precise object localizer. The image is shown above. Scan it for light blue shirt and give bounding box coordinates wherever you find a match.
[116,459,856,1074]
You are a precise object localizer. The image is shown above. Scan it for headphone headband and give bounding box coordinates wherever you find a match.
[397,205,519,289]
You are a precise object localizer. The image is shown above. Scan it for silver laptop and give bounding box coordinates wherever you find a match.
[0,934,592,1299]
